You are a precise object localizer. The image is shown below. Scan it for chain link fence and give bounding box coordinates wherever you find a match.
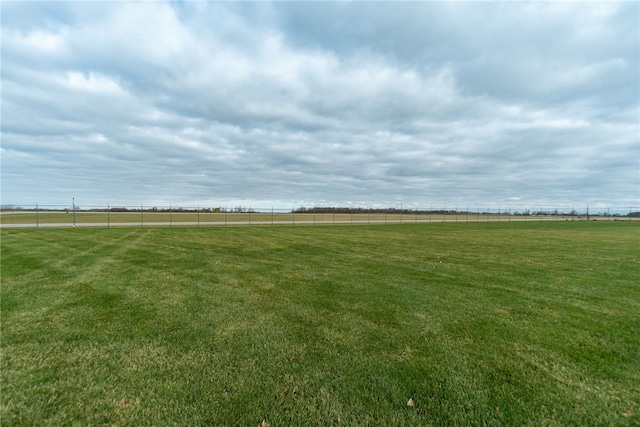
[1,204,638,228]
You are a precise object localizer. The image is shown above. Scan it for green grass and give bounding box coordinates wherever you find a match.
[1,222,639,426]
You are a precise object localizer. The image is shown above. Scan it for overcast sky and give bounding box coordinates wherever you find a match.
[2,1,638,210]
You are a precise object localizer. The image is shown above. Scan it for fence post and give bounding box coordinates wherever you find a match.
[170,205,172,227]
[36,202,39,228]
[141,204,143,227]
[107,204,110,228]
[73,198,76,228]
[197,206,200,227]
[271,207,274,226]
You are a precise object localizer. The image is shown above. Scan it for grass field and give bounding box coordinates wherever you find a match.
[0,211,411,226]
[1,211,605,227]
[1,222,639,426]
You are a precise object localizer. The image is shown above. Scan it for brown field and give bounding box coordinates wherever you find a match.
[1,210,628,228]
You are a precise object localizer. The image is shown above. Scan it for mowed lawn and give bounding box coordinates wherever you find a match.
[1,222,638,426]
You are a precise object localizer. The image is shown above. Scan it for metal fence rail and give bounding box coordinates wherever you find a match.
[1,204,638,228]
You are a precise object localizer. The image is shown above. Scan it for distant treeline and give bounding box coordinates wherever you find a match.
[293,207,462,215]
[291,207,640,216]
[1,205,638,217]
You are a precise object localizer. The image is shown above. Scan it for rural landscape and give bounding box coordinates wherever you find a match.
[1,205,638,229]
[2,221,638,425]
[2,1,638,425]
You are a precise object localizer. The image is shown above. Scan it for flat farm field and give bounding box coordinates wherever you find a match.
[1,222,639,426]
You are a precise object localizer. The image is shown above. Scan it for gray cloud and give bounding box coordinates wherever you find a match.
[1,1,638,210]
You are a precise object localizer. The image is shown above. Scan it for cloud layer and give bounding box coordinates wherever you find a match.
[2,1,638,209]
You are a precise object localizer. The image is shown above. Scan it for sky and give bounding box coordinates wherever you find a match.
[1,1,639,210]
